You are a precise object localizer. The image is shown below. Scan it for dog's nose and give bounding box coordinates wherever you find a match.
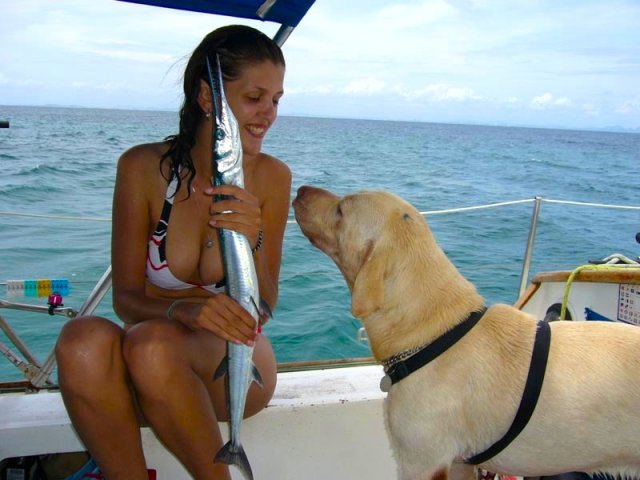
[294,185,314,205]
[296,185,312,199]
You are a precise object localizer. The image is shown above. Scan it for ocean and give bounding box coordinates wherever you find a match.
[1,105,639,382]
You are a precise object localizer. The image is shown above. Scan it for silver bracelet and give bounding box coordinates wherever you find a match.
[166,300,183,321]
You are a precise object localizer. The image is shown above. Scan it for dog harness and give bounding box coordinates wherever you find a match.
[465,320,551,464]
[379,309,552,465]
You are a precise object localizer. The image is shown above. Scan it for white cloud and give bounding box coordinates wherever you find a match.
[615,98,640,115]
[1,0,639,130]
[375,0,459,30]
[581,103,600,117]
[531,93,553,108]
[78,47,175,64]
[530,93,572,109]
[408,84,483,102]
[287,84,334,95]
[342,77,386,95]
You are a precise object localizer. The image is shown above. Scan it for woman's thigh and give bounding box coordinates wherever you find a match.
[189,330,277,420]
[124,319,276,420]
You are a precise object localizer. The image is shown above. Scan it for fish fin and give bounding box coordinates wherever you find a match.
[251,363,264,389]
[215,441,253,480]
[259,297,273,320]
[249,296,261,319]
[213,356,228,381]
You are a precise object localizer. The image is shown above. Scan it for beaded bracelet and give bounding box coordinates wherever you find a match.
[252,229,264,254]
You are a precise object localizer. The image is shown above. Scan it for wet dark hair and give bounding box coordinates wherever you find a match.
[160,25,285,196]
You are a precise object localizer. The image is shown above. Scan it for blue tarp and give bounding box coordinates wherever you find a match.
[584,307,613,321]
[118,0,316,27]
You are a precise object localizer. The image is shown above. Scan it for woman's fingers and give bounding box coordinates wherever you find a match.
[207,184,256,203]
[205,185,262,246]
[200,295,258,345]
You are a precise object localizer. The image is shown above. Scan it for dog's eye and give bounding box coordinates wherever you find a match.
[335,204,343,217]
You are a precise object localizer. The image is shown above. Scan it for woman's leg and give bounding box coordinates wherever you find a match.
[123,319,276,480]
[56,316,149,480]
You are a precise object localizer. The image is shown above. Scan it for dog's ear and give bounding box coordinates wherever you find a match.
[351,242,384,318]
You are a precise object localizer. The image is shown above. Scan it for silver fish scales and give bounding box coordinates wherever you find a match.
[207,54,262,480]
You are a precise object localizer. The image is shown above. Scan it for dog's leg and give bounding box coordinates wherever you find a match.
[450,463,475,480]
[398,462,475,480]
[399,464,452,480]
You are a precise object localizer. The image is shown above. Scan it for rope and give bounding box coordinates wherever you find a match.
[0,211,111,222]
[560,263,640,320]
[542,199,640,211]
[1,197,639,224]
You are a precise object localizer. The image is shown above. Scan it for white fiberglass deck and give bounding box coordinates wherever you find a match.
[0,364,396,479]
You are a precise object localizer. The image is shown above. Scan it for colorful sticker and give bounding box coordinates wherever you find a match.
[618,284,640,325]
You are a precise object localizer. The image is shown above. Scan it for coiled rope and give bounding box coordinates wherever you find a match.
[560,260,640,320]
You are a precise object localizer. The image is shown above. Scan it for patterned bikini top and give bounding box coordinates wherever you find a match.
[145,174,225,294]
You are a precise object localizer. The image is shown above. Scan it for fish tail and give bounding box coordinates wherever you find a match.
[215,440,253,480]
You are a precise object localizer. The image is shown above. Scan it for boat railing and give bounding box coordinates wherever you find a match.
[2,196,639,389]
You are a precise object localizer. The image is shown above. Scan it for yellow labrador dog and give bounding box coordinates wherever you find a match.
[292,185,640,480]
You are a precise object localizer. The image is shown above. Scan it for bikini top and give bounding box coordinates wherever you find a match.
[146,174,225,294]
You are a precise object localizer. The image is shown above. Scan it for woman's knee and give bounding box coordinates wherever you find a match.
[55,316,124,387]
[122,320,186,383]
[56,316,123,366]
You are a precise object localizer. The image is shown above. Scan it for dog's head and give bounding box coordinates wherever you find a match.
[293,186,437,319]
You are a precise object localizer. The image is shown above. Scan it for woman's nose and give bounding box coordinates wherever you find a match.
[260,99,277,121]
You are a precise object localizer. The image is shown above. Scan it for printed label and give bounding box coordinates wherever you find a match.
[6,468,26,480]
[618,284,640,325]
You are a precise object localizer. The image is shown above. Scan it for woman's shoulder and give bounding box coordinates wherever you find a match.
[257,152,291,182]
[117,141,170,174]
[120,141,169,163]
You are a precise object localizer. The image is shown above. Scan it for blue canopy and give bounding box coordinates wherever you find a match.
[118,0,315,28]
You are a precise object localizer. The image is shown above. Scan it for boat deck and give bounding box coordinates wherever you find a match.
[1,363,396,479]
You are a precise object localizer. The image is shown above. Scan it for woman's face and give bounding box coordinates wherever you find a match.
[224,60,285,157]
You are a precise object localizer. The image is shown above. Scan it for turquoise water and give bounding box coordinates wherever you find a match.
[1,105,639,381]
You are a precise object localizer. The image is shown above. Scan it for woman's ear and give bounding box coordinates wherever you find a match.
[198,79,213,115]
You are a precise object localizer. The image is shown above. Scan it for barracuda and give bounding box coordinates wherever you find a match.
[207,54,262,480]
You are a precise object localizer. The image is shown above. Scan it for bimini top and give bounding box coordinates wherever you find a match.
[118,0,316,27]
[118,0,315,45]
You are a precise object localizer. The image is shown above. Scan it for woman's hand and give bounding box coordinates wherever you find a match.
[173,295,258,346]
[206,184,262,250]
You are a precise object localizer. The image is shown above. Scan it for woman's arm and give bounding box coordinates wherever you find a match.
[208,155,292,317]
[252,157,292,314]
[111,144,172,325]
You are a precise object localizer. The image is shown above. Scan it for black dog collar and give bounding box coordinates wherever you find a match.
[380,307,487,392]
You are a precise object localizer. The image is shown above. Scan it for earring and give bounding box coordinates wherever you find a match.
[205,111,212,119]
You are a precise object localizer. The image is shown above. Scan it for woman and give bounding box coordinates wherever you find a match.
[55,25,290,480]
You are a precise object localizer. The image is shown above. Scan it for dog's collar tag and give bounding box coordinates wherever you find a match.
[380,374,392,392]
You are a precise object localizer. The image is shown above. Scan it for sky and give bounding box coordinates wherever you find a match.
[1,0,639,131]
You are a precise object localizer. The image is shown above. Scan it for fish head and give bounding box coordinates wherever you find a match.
[207,54,243,183]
